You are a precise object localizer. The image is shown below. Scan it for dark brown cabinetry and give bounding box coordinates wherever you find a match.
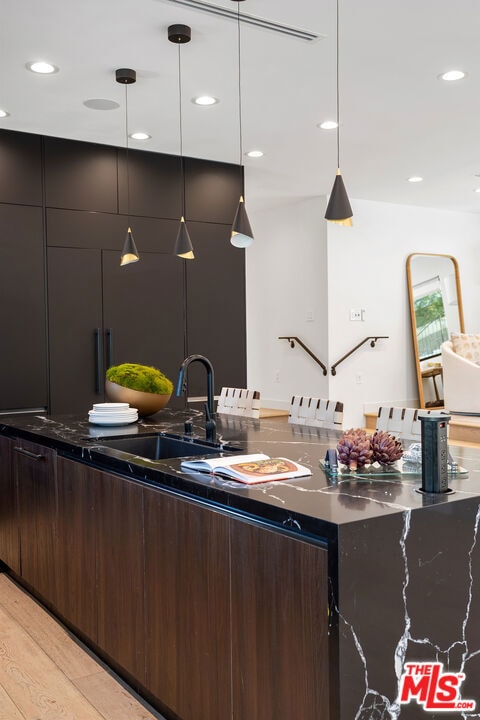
[47,245,184,414]
[56,457,97,640]
[0,203,47,412]
[13,439,57,604]
[0,130,42,205]
[95,469,145,683]
[0,436,20,573]
[230,520,329,719]
[144,488,231,720]
[0,444,330,719]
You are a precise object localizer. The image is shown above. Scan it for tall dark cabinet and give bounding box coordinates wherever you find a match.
[0,129,246,415]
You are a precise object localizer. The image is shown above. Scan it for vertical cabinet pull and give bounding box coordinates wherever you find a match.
[105,328,113,369]
[14,446,46,461]
[94,328,102,393]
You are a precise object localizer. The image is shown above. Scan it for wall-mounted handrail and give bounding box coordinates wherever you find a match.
[331,336,388,376]
[278,336,328,376]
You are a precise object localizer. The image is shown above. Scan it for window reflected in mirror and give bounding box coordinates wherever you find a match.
[407,253,464,409]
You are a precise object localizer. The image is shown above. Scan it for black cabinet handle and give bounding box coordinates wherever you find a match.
[14,446,46,461]
[94,328,102,393]
[105,328,113,369]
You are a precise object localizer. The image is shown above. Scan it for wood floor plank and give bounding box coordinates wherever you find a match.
[0,604,105,720]
[0,576,165,720]
[73,672,164,720]
[0,576,99,681]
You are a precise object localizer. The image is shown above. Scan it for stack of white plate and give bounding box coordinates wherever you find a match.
[88,402,138,426]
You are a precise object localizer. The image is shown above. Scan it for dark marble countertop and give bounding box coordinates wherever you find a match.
[2,408,480,540]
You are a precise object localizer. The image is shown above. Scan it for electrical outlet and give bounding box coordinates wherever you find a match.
[350,309,362,321]
[274,371,280,383]
[355,374,363,384]
[306,309,314,322]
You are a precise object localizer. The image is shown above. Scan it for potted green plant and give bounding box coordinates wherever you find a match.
[105,363,174,417]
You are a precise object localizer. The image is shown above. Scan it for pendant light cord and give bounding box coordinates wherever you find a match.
[336,0,340,170]
[236,3,243,175]
[178,44,186,216]
[125,84,131,225]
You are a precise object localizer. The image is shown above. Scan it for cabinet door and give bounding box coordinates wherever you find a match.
[144,488,231,720]
[230,521,330,719]
[0,436,20,573]
[95,469,145,683]
[0,204,47,411]
[102,249,185,400]
[14,440,57,605]
[186,222,246,395]
[56,457,96,640]
[48,247,104,414]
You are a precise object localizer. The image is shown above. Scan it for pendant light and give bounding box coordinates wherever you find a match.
[230,0,254,248]
[168,24,195,260]
[116,68,141,265]
[324,0,353,226]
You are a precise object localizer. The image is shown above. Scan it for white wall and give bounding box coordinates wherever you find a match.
[246,191,480,427]
[245,195,329,408]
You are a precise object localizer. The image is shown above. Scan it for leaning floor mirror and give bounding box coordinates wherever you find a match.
[406,253,464,409]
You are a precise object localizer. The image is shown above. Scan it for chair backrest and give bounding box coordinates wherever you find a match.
[288,395,343,430]
[217,387,261,419]
[375,406,444,441]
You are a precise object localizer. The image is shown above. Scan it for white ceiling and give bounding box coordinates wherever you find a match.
[2,0,480,212]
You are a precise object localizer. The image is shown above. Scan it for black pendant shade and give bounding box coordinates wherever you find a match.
[174,217,195,259]
[231,196,254,248]
[324,170,353,226]
[120,227,140,266]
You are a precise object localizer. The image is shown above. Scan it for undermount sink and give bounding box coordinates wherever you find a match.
[91,432,242,462]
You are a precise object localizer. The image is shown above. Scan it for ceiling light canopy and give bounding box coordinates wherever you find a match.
[440,70,466,82]
[408,176,423,183]
[26,61,58,74]
[193,95,218,106]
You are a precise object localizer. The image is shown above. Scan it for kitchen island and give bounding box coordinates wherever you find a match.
[1,409,480,720]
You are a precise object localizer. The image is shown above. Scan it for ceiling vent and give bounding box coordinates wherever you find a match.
[164,0,323,41]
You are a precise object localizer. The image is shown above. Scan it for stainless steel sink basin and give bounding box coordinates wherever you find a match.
[91,432,241,462]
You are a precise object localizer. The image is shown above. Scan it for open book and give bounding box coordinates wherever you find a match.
[180,453,312,484]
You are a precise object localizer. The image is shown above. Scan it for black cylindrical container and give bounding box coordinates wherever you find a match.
[420,414,450,493]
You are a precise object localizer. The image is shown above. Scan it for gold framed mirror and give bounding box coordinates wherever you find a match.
[407,253,464,408]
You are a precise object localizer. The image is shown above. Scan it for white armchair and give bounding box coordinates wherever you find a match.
[441,340,480,414]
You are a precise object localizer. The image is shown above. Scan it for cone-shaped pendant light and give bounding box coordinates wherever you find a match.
[325,0,353,226]
[169,24,195,260]
[120,227,140,266]
[116,68,140,264]
[230,1,254,248]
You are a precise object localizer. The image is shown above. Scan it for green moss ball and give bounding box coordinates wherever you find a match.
[106,363,173,395]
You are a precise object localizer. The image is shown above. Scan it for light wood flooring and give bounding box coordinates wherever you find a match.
[0,573,166,720]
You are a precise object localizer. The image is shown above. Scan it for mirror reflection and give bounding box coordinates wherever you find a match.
[406,253,464,409]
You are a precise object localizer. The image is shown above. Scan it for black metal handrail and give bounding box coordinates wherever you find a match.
[278,336,328,376]
[331,336,389,376]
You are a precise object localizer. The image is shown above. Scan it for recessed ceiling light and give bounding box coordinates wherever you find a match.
[408,176,423,183]
[192,95,218,106]
[26,61,58,74]
[246,150,263,158]
[439,70,466,82]
[0,109,9,118]
[129,132,151,141]
[83,98,120,111]
[318,120,338,130]
[474,188,480,193]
